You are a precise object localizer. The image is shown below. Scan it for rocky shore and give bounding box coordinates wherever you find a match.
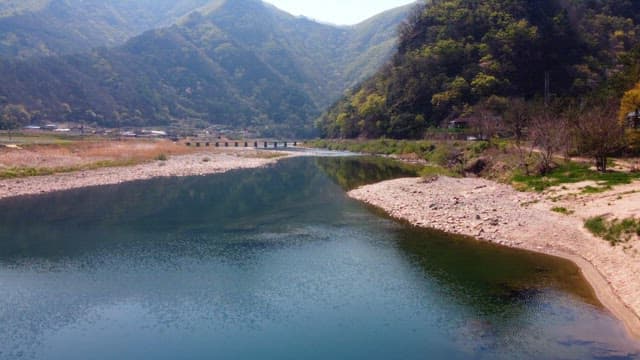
[0,150,295,200]
[349,176,640,338]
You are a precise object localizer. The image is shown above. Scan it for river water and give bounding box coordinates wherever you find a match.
[0,156,638,359]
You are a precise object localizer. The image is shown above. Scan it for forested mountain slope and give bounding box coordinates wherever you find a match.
[0,0,217,58]
[0,0,413,137]
[317,0,640,139]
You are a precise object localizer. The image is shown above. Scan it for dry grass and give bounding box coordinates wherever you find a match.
[0,139,197,178]
[235,150,290,159]
[77,140,193,162]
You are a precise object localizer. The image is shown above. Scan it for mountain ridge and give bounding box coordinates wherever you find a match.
[317,0,640,139]
[0,0,414,137]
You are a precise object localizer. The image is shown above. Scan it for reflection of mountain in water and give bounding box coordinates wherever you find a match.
[316,156,422,190]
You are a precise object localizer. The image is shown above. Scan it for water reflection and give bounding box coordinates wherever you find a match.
[0,157,637,360]
[316,156,422,190]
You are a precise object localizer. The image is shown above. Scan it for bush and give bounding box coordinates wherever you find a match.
[585,216,640,245]
[156,153,168,161]
[551,207,574,215]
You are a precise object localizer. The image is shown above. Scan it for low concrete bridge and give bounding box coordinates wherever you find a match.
[185,140,299,149]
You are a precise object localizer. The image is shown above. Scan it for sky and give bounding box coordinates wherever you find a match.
[263,0,417,26]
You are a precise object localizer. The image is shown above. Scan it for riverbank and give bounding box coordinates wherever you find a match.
[349,176,640,339]
[0,149,296,200]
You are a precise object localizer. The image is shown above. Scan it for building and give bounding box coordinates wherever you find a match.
[626,110,640,129]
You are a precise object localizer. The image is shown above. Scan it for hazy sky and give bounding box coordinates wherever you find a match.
[264,0,417,25]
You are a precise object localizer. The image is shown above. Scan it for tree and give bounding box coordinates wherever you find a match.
[0,104,31,140]
[529,108,569,175]
[620,81,640,126]
[467,106,500,141]
[572,102,626,172]
[503,98,532,174]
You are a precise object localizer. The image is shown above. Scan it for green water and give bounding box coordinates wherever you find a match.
[0,156,638,359]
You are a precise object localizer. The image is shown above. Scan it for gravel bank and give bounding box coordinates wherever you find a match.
[349,176,640,339]
[0,150,296,200]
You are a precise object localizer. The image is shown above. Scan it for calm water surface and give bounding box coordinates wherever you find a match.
[0,157,638,359]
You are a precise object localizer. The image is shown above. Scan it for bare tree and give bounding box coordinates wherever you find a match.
[503,98,532,174]
[529,109,570,175]
[468,106,500,141]
[571,102,625,172]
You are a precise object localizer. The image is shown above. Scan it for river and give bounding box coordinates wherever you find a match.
[0,156,638,359]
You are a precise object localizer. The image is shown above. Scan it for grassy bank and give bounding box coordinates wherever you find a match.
[512,162,640,192]
[0,159,140,179]
[308,139,491,177]
[0,138,196,179]
[310,139,640,192]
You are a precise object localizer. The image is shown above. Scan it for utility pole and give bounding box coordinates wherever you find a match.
[544,71,550,107]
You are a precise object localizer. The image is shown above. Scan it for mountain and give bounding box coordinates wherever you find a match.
[0,0,215,58]
[317,0,640,139]
[0,0,413,137]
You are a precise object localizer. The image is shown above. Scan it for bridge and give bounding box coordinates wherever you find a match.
[184,140,300,149]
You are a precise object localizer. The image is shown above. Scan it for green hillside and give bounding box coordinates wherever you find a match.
[0,0,216,58]
[0,0,413,137]
[317,0,640,139]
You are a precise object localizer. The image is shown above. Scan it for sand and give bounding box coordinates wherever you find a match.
[0,149,297,200]
[349,176,640,339]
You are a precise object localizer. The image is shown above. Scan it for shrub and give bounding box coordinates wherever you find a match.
[585,216,640,245]
[551,207,574,215]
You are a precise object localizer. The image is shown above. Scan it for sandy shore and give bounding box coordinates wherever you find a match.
[349,176,640,339]
[0,149,296,200]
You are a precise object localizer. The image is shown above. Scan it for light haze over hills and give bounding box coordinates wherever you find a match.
[0,0,413,136]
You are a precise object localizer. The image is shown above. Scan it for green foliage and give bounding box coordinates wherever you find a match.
[551,207,574,215]
[308,139,437,157]
[315,156,423,191]
[620,81,640,122]
[585,216,640,246]
[0,0,412,137]
[318,0,640,139]
[512,162,640,192]
[0,104,30,130]
[156,153,168,161]
[0,0,215,59]
[419,165,459,178]
[0,159,139,180]
[309,139,499,177]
